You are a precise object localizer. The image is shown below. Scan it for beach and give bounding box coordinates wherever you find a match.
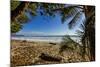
[11,40,85,66]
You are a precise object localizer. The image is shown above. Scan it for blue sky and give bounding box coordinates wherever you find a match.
[16,10,85,36]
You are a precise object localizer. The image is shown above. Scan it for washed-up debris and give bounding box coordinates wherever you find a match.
[39,53,62,62]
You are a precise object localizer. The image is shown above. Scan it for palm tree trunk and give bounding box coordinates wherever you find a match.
[82,6,95,61]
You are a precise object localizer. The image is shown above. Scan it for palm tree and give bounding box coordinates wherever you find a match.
[74,6,95,61]
[51,5,95,61]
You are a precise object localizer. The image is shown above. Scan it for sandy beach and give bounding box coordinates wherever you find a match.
[11,40,85,66]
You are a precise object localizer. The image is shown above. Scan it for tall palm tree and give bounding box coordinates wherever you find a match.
[50,5,95,61]
[73,6,95,61]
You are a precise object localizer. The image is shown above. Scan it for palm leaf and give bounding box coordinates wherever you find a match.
[80,22,85,31]
[68,12,82,29]
[61,7,78,23]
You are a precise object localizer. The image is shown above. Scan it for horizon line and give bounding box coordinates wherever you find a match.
[11,34,82,37]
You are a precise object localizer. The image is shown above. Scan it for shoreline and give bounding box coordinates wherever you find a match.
[11,38,62,43]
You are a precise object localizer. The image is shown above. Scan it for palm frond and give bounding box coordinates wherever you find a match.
[68,12,82,29]
[75,19,85,39]
[76,30,84,37]
[61,7,78,23]
[80,22,85,30]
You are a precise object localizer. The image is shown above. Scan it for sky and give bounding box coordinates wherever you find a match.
[16,6,85,36]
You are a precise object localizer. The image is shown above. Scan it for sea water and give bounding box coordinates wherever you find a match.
[11,36,63,43]
[11,35,80,43]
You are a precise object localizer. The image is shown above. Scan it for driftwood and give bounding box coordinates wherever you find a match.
[39,53,62,62]
[22,40,27,42]
[49,42,56,45]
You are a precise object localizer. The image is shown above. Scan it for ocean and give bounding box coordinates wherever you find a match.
[11,36,63,43]
[11,35,81,43]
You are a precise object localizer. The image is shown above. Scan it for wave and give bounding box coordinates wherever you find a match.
[11,36,63,43]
